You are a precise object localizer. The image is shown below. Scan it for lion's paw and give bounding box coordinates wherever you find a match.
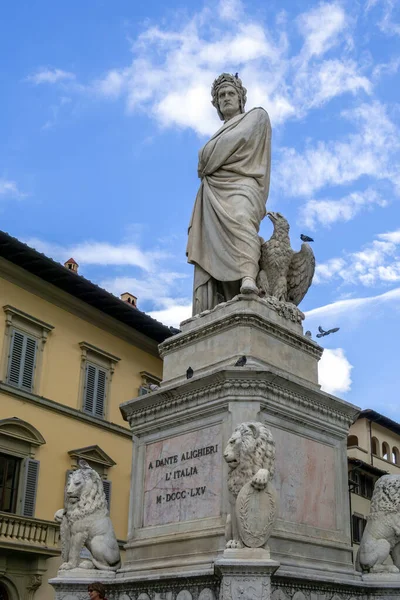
[371,565,399,574]
[226,539,243,549]
[59,562,74,571]
[251,469,269,490]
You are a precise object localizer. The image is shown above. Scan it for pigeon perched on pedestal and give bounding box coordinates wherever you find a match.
[234,356,247,367]
[186,367,194,379]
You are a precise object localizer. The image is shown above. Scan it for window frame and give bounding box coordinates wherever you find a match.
[139,371,161,396]
[79,342,120,421]
[0,418,45,517]
[352,513,367,544]
[2,305,53,395]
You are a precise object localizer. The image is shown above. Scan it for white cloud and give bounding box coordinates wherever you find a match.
[369,0,400,36]
[318,348,353,395]
[25,238,159,271]
[218,0,243,21]
[297,2,348,58]
[277,102,398,197]
[305,286,400,321]
[148,303,192,327]
[299,188,387,229]
[24,236,192,324]
[0,179,25,198]
[82,0,369,136]
[314,229,400,286]
[26,68,76,85]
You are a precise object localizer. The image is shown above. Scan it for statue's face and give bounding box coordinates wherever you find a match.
[217,84,241,121]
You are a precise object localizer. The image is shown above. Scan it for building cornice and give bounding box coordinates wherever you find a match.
[120,367,359,435]
[159,312,323,361]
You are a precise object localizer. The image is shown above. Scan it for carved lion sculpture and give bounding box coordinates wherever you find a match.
[54,460,121,571]
[357,474,400,573]
[223,421,277,549]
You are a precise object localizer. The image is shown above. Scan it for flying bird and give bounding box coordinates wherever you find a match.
[300,234,314,242]
[186,367,194,379]
[234,356,247,367]
[257,212,315,306]
[316,326,340,338]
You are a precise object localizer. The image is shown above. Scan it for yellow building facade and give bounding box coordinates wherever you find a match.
[347,409,400,561]
[0,232,171,600]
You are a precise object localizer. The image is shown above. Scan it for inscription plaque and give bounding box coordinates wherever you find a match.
[143,424,222,526]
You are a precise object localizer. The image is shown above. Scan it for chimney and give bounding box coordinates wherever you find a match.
[121,292,137,308]
[64,258,79,274]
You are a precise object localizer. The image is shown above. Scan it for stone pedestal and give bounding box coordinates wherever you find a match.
[216,551,279,600]
[119,295,358,580]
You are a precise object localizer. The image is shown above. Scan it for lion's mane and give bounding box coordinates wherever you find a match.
[370,474,400,515]
[226,422,275,497]
[65,468,108,523]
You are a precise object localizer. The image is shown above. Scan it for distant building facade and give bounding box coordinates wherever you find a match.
[347,409,400,560]
[0,231,170,600]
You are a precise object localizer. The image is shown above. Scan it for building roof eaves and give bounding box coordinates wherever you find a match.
[0,230,172,344]
[358,409,400,437]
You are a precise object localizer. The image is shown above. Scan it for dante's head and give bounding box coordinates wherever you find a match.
[211,73,247,121]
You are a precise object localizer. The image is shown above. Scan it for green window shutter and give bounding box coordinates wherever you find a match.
[102,479,112,511]
[21,458,40,517]
[7,329,37,391]
[83,363,107,418]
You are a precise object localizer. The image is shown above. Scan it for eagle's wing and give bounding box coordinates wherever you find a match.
[287,243,315,306]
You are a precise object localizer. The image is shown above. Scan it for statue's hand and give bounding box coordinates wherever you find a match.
[251,468,269,490]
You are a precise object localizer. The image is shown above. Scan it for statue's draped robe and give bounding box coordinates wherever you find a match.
[187,107,271,315]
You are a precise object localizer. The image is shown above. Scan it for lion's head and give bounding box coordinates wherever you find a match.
[224,421,275,497]
[65,461,108,522]
[370,474,400,515]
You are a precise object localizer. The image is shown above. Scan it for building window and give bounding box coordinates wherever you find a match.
[139,371,161,395]
[347,435,358,447]
[382,442,390,461]
[371,436,379,456]
[352,514,367,544]
[0,418,45,517]
[351,470,374,499]
[0,453,21,512]
[79,342,120,420]
[2,306,53,394]
[7,329,38,391]
[393,447,400,465]
[83,363,108,418]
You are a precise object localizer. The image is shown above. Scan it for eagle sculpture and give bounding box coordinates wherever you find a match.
[256,212,315,306]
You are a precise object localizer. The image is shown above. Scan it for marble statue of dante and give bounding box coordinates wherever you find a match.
[187,73,272,315]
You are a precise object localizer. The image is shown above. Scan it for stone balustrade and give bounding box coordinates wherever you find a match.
[0,511,60,556]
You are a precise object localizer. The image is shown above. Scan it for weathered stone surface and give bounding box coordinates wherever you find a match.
[216,557,279,600]
[143,425,222,527]
[271,426,336,530]
[158,295,322,388]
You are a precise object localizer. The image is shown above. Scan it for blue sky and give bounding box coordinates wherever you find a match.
[1,0,399,415]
